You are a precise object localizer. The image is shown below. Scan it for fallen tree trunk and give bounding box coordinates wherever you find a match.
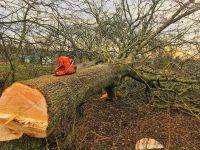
[0,64,129,150]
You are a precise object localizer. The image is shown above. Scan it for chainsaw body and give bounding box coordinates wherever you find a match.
[55,56,77,76]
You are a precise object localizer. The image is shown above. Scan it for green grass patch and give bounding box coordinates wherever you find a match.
[0,63,54,81]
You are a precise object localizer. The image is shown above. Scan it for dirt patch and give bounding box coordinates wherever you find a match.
[73,98,200,150]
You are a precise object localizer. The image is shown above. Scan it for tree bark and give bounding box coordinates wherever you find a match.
[0,64,128,150]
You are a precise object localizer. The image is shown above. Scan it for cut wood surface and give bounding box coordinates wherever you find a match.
[0,64,128,150]
[0,83,48,141]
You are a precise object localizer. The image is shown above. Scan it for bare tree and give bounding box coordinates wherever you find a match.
[0,0,200,149]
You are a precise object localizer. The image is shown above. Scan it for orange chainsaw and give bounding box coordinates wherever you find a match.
[55,56,77,76]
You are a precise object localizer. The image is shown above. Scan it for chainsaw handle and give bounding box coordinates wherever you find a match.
[70,55,76,63]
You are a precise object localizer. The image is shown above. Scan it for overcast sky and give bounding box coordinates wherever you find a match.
[1,0,200,50]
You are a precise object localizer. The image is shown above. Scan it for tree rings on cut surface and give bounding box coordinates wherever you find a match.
[0,83,48,141]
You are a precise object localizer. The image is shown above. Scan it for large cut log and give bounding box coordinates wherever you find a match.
[0,64,129,150]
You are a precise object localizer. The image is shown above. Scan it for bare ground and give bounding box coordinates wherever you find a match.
[72,97,200,150]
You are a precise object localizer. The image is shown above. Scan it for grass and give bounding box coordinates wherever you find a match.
[0,64,52,71]
[0,63,54,81]
[0,64,9,72]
